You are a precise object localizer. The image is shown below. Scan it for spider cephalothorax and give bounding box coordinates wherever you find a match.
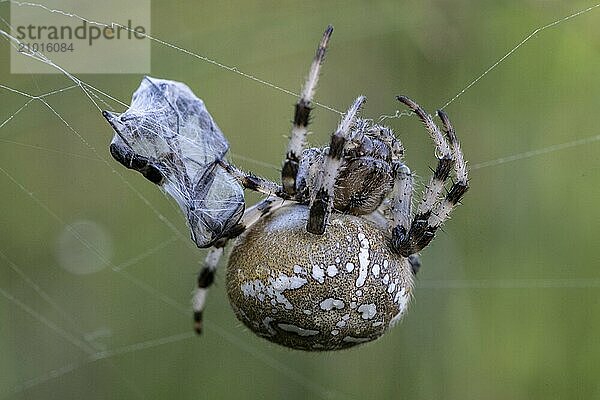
[295,120,402,220]
[104,25,468,351]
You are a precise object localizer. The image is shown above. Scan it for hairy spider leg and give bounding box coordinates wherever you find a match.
[396,95,454,216]
[427,110,469,229]
[384,156,424,275]
[406,111,467,254]
[192,197,291,334]
[282,25,334,196]
[392,98,468,256]
[218,160,292,200]
[389,161,413,251]
[193,246,222,334]
[307,95,366,234]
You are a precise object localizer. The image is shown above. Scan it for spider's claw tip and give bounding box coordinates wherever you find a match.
[395,95,412,107]
[437,109,451,123]
[319,25,334,49]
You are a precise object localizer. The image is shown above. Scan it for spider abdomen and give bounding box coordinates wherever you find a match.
[226,204,414,351]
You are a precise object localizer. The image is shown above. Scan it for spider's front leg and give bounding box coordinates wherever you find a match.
[307,96,365,234]
[218,160,292,200]
[389,161,413,251]
[282,25,333,196]
[391,97,468,256]
[387,161,424,275]
[426,110,469,228]
[193,246,222,334]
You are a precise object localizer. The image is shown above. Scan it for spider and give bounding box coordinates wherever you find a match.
[104,25,468,351]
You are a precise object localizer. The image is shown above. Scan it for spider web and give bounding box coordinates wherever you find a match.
[1,1,599,398]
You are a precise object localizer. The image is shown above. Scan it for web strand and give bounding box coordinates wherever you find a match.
[0,287,96,355]
[440,2,600,110]
[471,133,600,170]
[1,2,599,397]
[0,250,100,352]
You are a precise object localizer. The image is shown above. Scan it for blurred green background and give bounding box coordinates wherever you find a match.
[1,1,599,399]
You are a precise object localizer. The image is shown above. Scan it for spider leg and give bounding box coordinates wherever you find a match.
[396,96,454,217]
[192,197,291,334]
[426,110,469,229]
[389,161,414,251]
[307,95,366,234]
[387,152,424,275]
[282,25,333,196]
[193,246,223,334]
[219,160,292,200]
[392,98,468,256]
